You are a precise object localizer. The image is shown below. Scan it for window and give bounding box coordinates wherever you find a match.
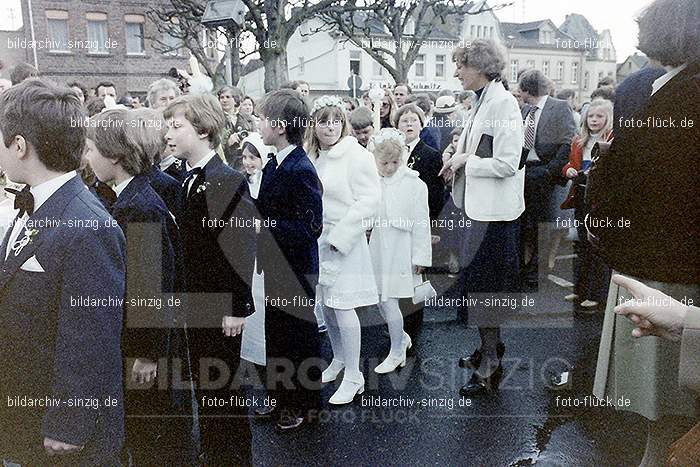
[526,60,535,69]
[571,62,578,84]
[350,50,361,75]
[46,10,69,51]
[470,25,475,37]
[542,30,553,44]
[204,29,217,59]
[542,60,549,77]
[490,27,494,38]
[162,17,182,56]
[557,61,564,80]
[86,12,109,54]
[125,15,144,54]
[477,26,482,37]
[435,54,445,78]
[584,71,589,90]
[603,48,610,60]
[510,60,518,83]
[414,54,425,77]
[298,57,305,74]
[373,60,384,76]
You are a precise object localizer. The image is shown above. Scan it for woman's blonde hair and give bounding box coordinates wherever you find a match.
[382,89,398,126]
[303,105,350,158]
[580,98,613,146]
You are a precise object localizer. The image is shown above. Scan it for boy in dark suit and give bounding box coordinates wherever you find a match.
[85,107,189,464]
[164,94,256,465]
[256,90,323,431]
[0,80,125,464]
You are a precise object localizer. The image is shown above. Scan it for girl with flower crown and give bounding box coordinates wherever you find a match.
[368,128,432,374]
[305,95,381,405]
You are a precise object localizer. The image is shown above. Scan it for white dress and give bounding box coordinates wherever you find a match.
[241,170,266,365]
[369,166,432,300]
[312,136,381,309]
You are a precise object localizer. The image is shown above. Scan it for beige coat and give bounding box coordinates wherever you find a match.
[680,305,700,395]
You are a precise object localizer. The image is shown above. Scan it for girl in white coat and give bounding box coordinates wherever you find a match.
[306,95,381,405]
[369,128,432,373]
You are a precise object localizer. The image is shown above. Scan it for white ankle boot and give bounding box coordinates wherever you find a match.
[328,374,365,405]
[374,333,412,374]
[322,359,345,383]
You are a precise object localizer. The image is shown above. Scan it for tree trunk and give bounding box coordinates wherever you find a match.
[260,46,289,92]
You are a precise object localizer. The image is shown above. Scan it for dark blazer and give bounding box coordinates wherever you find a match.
[255,145,323,415]
[521,96,576,184]
[177,155,256,324]
[589,61,700,284]
[613,65,666,131]
[256,146,323,294]
[420,124,441,152]
[147,165,181,215]
[110,174,184,361]
[0,175,125,463]
[408,139,445,220]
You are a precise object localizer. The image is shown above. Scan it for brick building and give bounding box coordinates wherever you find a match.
[16,0,192,98]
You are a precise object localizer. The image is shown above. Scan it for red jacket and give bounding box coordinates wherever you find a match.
[561,130,614,176]
[560,130,614,209]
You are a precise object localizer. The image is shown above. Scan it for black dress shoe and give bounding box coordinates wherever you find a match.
[275,414,305,432]
[458,342,506,369]
[459,364,503,398]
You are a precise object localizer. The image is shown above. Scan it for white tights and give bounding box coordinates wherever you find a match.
[323,305,362,381]
[378,298,405,357]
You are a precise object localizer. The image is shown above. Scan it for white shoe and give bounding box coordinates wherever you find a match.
[322,359,345,383]
[564,293,579,302]
[374,333,412,374]
[328,375,365,405]
[580,300,599,308]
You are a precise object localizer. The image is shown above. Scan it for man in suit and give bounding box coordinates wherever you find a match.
[256,90,323,431]
[0,79,125,464]
[517,69,576,286]
[86,107,189,463]
[164,94,256,465]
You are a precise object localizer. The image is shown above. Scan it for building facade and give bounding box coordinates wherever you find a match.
[15,0,191,97]
[240,2,617,104]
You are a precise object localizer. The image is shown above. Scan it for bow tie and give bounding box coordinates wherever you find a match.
[5,185,34,217]
[183,167,203,187]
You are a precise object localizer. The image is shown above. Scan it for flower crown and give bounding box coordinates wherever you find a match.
[311,95,346,115]
[371,128,406,147]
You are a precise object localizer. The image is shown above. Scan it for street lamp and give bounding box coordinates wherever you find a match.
[201,0,247,85]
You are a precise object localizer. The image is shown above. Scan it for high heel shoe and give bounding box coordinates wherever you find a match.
[322,359,345,383]
[459,364,503,398]
[328,375,365,405]
[374,334,413,374]
[458,342,505,369]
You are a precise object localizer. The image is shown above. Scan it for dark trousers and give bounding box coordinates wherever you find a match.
[572,180,610,303]
[264,303,322,420]
[189,330,252,466]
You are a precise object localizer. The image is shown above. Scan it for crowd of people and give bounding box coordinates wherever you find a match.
[0,0,697,464]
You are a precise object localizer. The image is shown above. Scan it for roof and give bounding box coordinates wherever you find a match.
[559,13,598,44]
[617,53,649,72]
[501,20,579,50]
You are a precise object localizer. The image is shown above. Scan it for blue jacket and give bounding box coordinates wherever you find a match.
[0,175,125,463]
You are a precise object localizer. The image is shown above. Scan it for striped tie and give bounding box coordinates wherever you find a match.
[524,105,538,150]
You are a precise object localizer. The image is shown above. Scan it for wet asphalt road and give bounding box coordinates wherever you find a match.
[248,242,647,466]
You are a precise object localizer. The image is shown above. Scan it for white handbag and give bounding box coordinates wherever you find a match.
[412,273,437,304]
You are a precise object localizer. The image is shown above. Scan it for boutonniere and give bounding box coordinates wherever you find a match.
[12,228,39,257]
[173,159,183,170]
[196,182,210,194]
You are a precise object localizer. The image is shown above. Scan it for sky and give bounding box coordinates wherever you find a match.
[1,0,651,61]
